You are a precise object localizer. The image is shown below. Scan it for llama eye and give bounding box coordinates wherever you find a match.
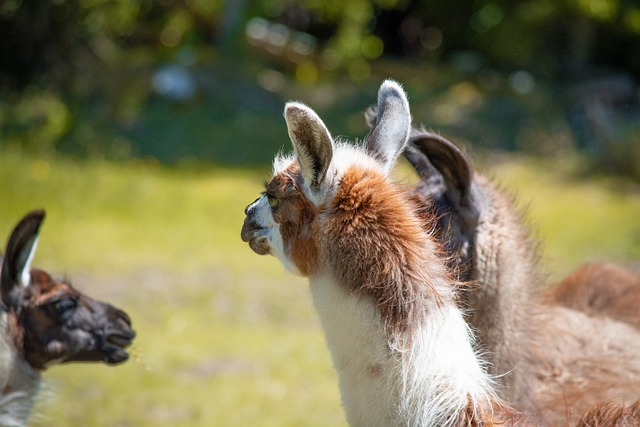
[266,193,279,209]
[46,297,78,321]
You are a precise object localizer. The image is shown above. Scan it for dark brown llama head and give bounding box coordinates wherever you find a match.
[0,210,135,370]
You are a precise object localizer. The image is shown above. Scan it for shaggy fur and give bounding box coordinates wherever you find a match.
[577,400,640,427]
[402,128,640,425]
[547,262,640,329]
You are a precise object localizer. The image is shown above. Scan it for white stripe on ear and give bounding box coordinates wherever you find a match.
[19,236,38,288]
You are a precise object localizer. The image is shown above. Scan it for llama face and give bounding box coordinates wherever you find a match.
[1,210,135,370]
[19,268,134,369]
[241,163,318,275]
[241,80,412,276]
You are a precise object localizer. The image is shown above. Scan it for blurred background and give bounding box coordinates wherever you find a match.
[1,0,639,425]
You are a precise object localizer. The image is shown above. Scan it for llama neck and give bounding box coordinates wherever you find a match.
[465,176,542,417]
[309,273,498,426]
[0,312,41,425]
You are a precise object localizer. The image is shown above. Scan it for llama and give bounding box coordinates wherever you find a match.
[395,128,542,418]
[0,210,135,425]
[546,262,640,329]
[577,400,640,427]
[401,128,640,425]
[241,80,527,426]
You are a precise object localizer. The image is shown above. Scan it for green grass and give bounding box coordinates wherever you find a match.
[0,148,637,426]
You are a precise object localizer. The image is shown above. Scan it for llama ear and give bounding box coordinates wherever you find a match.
[405,129,473,206]
[1,210,45,309]
[365,80,411,173]
[284,102,334,194]
[406,131,479,280]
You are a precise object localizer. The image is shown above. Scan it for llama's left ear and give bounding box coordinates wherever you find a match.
[366,79,411,173]
[284,102,334,195]
[1,210,44,309]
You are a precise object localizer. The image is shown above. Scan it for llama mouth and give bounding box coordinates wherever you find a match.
[102,329,135,364]
[241,221,270,255]
[106,332,134,348]
[240,220,264,241]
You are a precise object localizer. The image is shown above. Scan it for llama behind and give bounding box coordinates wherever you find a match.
[547,262,640,329]
[402,128,640,425]
[0,210,135,425]
[241,80,524,426]
[397,129,541,418]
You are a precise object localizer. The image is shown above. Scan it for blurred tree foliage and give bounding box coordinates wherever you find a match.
[0,0,638,176]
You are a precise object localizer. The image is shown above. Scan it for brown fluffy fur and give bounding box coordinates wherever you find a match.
[547,262,640,330]
[404,130,640,426]
[576,400,640,427]
[322,165,446,339]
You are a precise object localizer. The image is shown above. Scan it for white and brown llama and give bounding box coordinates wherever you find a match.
[242,80,530,426]
[0,210,135,425]
[400,127,640,425]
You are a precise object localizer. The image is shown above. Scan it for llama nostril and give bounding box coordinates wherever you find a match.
[116,309,132,327]
[245,196,261,215]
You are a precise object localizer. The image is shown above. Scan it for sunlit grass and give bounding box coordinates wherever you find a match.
[0,148,637,426]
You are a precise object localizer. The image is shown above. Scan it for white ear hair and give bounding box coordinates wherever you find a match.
[19,236,38,287]
[284,102,334,195]
[366,79,412,174]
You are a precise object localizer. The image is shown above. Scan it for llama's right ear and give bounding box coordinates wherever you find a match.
[365,80,411,174]
[284,102,334,195]
[1,210,45,309]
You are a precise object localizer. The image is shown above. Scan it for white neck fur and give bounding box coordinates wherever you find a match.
[309,273,496,427]
[0,312,41,426]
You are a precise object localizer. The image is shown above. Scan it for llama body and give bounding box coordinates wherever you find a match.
[242,81,516,426]
[0,211,135,425]
[403,129,640,424]
[548,262,640,329]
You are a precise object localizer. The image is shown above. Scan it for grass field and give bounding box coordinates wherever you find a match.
[1,147,638,426]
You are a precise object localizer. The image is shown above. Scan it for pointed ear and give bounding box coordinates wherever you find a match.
[405,129,472,207]
[284,102,334,195]
[1,210,45,308]
[405,131,479,280]
[365,80,411,173]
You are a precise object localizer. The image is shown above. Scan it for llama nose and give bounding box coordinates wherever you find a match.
[244,197,260,215]
[116,309,132,327]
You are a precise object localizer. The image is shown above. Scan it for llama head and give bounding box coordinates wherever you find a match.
[241,79,411,275]
[0,210,135,370]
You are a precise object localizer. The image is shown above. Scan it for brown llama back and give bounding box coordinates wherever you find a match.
[401,128,640,426]
[546,262,640,330]
[576,400,640,427]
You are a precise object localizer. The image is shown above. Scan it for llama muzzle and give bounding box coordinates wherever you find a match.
[241,206,271,255]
